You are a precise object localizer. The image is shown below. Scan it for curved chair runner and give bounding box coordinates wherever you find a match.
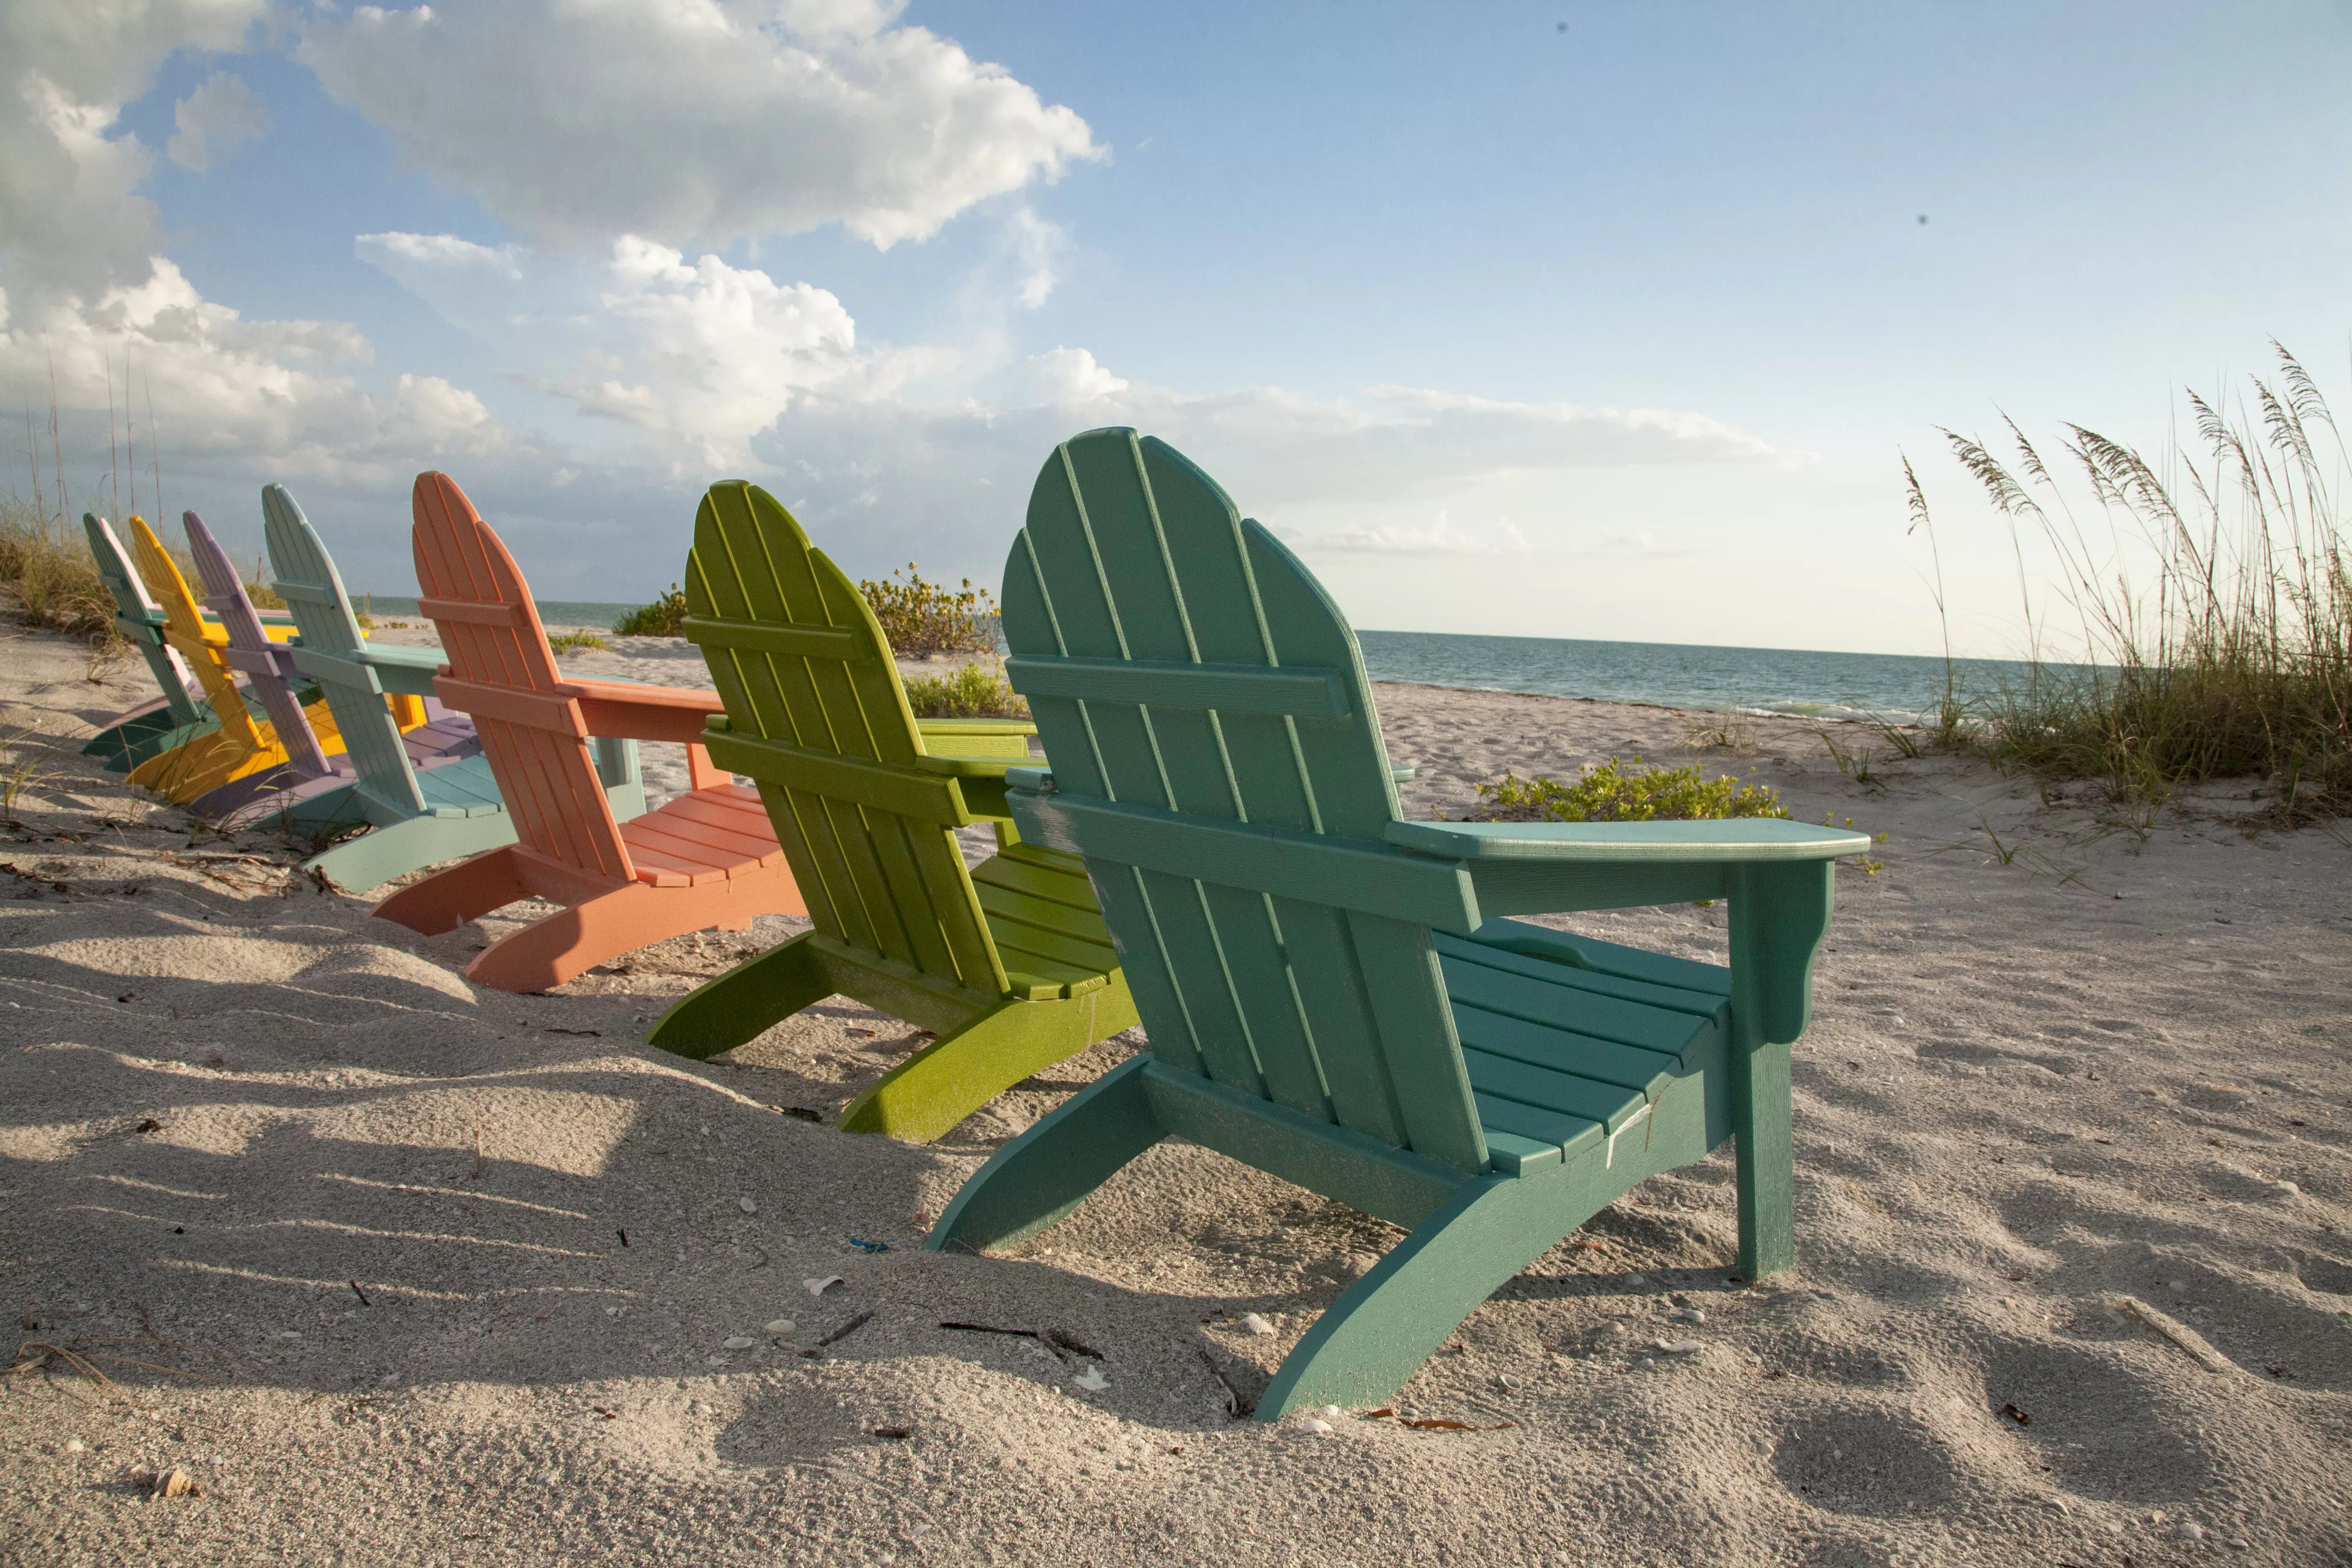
[79,515,293,773]
[927,429,1867,1418]
[261,484,646,891]
[644,481,1136,1143]
[372,472,804,992]
[121,514,365,808]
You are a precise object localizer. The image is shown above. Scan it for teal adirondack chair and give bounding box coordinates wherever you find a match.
[81,514,215,771]
[927,429,1867,1418]
[646,481,1137,1142]
[261,484,647,890]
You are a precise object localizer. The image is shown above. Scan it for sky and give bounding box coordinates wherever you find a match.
[3,0,2348,656]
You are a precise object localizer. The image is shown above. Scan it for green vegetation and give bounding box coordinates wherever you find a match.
[548,629,609,654]
[903,662,1030,720]
[861,565,999,658]
[0,498,116,643]
[1913,341,2351,820]
[614,585,689,637]
[1473,757,1790,822]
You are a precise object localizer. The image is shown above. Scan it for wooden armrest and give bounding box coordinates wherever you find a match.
[561,679,726,743]
[916,717,1037,737]
[908,752,1023,779]
[348,642,448,698]
[1383,819,1867,863]
[916,716,1037,758]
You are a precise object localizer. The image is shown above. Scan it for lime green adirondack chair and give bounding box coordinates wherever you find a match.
[926,429,1867,1418]
[644,481,1137,1142]
[261,484,647,890]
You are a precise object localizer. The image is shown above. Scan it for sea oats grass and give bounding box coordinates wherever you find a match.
[1914,342,2352,821]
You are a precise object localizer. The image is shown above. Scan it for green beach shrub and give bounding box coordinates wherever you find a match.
[547,629,609,654]
[614,585,689,637]
[1472,757,1790,823]
[903,663,1031,720]
[861,565,998,658]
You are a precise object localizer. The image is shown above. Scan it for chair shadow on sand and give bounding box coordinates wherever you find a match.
[7,877,2348,1512]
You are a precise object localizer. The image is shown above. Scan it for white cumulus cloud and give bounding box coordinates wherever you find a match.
[298,0,1102,248]
[356,231,949,468]
[166,70,268,172]
[1291,511,1532,556]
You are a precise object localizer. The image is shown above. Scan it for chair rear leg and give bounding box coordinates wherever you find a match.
[645,933,831,1060]
[838,981,1139,1144]
[308,811,518,897]
[1254,1171,1591,1421]
[926,1056,1163,1253]
[464,871,802,993]
[371,845,527,936]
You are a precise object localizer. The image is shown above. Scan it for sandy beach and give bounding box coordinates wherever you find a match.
[3,619,2348,1568]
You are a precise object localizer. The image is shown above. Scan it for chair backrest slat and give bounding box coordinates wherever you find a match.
[263,486,426,814]
[410,472,632,883]
[686,482,1006,996]
[184,510,329,777]
[1003,429,1488,1172]
[83,514,204,726]
[127,516,270,755]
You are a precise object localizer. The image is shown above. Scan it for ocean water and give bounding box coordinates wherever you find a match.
[356,594,644,629]
[358,592,2034,723]
[1354,629,2040,725]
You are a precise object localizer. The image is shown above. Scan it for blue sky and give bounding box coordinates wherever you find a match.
[5,1,2347,654]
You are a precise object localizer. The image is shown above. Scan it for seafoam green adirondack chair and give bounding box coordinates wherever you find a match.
[261,484,647,890]
[926,429,1867,1417]
[645,481,1138,1143]
[82,513,214,771]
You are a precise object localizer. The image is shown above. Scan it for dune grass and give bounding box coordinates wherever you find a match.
[0,497,117,643]
[1913,342,2351,820]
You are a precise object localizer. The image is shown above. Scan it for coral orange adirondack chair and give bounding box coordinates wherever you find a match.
[371,472,805,991]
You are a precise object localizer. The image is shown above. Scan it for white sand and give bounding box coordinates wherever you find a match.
[3,622,2349,1566]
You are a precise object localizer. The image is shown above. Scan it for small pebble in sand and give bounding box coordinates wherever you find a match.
[763,1319,796,1335]
[2178,1521,2205,1541]
[1239,1313,1275,1336]
[1655,1339,1705,1354]
[534,1469,557,1486]
[1671,1308,1707,1325]
[64,1440,83,1453]
[1625,1274,1648,1287]
[722,1336,755,1350]
[805,1276,845,1297]
[738,1197,758,1214]
[1302,1418,1333,1434]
